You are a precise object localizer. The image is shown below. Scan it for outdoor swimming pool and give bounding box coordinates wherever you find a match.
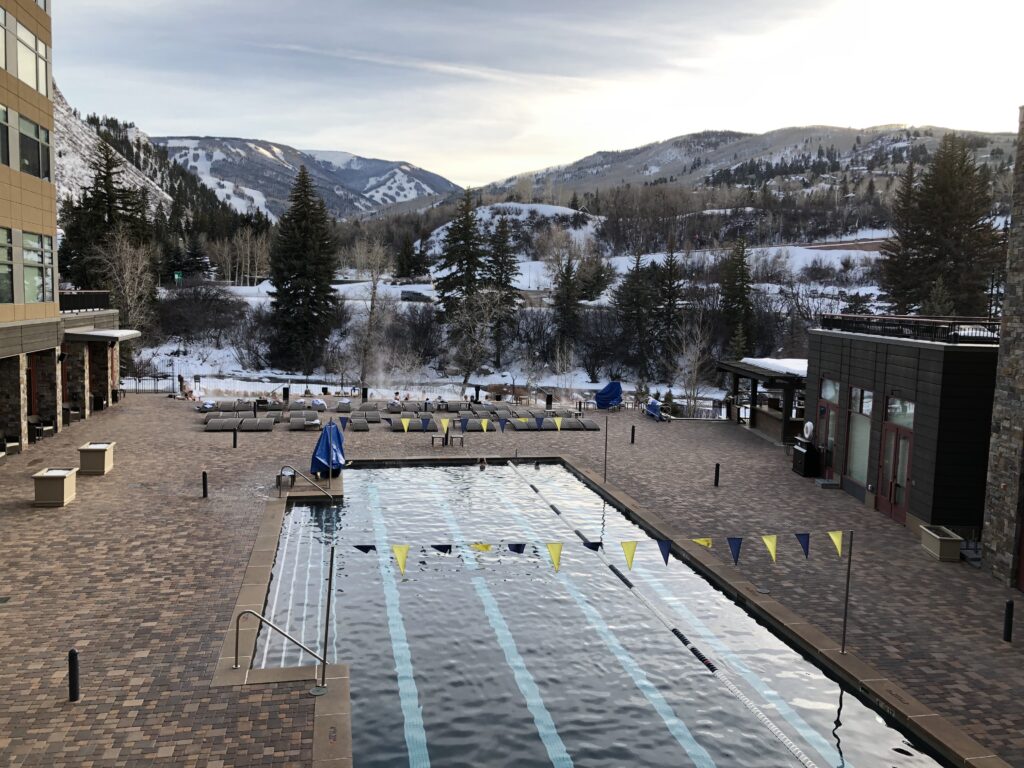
[253,463,942,767]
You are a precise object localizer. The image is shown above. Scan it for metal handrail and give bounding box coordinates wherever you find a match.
[234,609,328,689]
[278,464,336,500]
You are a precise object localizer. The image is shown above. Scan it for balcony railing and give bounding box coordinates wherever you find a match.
[59,291,111,313]
[819,314,1001,345]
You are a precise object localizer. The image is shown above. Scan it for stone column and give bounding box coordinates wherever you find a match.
[981,105,1024,586]
[63,342,90,419]
[88,341,111,411]
[0,353,28,449]
[31,348,61,434]
[111,341,121,396]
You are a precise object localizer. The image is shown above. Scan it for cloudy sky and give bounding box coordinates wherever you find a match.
[55,0,1021,187]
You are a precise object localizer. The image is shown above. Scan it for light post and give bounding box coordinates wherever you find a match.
[501,371,517,403]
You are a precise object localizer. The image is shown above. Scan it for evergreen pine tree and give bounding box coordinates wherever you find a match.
[268,166,339,373]
[720,240,754,356]
[434,190,485,318]
[612,254,656,381]
[551,255,581,351]
[482,215,521,367]
[394,236,416,278]
[880,162,921,313]
[920,276,955,316]
[183,233,209,278]
[653,250,686,380]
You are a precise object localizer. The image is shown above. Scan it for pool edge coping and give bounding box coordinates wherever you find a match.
[210,487,352,767]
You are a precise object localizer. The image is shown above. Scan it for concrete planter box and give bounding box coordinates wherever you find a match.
[79,441,115,476]
[920,524,963,562]
[33,468,78,507]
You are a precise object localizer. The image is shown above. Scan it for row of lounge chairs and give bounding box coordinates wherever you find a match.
[204,418,276,432]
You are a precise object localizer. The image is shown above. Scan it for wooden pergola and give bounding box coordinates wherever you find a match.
[716,359,806,442]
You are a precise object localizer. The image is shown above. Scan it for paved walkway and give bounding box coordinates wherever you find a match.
[1,397,1022,766]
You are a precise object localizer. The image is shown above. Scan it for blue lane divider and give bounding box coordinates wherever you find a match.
[633,570,846,768]
[368,486,432,767]
[427,482,574,767]
[490,468,717,768]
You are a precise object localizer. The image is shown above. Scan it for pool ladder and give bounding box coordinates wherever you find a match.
[277,464,338,500]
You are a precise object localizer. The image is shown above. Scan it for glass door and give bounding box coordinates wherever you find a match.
[877,422,912,524]
[817,378,841,479]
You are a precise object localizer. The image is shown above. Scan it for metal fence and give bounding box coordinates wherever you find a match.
[120,376,176,394]
[819,314,1001,345]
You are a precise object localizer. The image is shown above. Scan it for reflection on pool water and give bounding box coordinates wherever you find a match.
[254,463,941,768]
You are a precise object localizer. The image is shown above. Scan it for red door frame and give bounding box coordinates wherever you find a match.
[817,400,840,479]
[877,422,913,524]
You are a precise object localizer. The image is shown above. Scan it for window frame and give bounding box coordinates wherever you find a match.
[18,115,50,181]
[15,21,48,97]
[844,386,874,487]
[0,227,12,304]
[22,231,54,303]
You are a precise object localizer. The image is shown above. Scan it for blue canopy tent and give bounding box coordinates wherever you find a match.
[311,419,345,478]
[645,398,667,422]
[594,381,623,410]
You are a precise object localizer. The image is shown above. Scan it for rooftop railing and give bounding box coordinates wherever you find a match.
[819,314,1001,345]
[59,290,111,313]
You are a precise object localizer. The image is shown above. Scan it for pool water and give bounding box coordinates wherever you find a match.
[254,463,941,768]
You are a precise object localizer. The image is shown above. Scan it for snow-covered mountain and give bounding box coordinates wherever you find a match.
[54,85,171,209]
[151,137,461,221]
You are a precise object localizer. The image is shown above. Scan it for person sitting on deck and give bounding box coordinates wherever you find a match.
[177,374,196,401]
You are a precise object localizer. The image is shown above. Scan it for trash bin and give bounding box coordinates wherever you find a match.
[361,386,368,401]
[792,437,818,477]
[282,386,290,403]
[545,393,553,411]
[92,393,107,412]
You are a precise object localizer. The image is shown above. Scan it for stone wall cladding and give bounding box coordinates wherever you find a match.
[32,348,61,433]
[982,105,1024,585]
[64,342,90,418]
[0,353,28,448]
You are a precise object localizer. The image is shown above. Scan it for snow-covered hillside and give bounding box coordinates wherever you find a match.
[162,139,276,221]
[54,85,171,209]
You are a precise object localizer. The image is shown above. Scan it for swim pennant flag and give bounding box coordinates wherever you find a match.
[761,534,778,563]
[536,417,545,429]
[392,544,410,575]
[518,417,528,423]
[440,418,450,434]
[421,417,431,432]
[431,544,452,554]
[554,417,563,431]
[727,536,743,565]
[692,538,713,549]
[471,543,492,552]
[354,544,376,554]
[547,542,563,572]
[481,418,489,433]
[828,530,844,557]
[340,416,348,430]
[621,540,638,570]
[657,540,672,565]
[507,543,527,554]
[583,540,603,551]
[401,418,410,433]
[499,418,508,432]
[794,532,810,558]
[461,417,470,433]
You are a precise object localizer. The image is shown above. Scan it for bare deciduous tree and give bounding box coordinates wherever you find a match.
[351,238,391,389]
[92,225,156,334]
[677,307,714,417]
[449,292,498,386]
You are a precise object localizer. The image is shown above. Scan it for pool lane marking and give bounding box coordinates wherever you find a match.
[260,506,297,669]
[489,468,717,768]
[535,477,841,767]
[510,464,820,768]
[368,485,432,767]
[426,482,574,768]
[298,513,317,667]
[632,570,846,768]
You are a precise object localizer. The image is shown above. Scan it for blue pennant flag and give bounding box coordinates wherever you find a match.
[421,417,431,431]
[583,541,603,551]
[507,543,527,554]
[727,537,743,565]
[431,544,452,554]
[354,545,376,554]
[795,532,810,559]
[461,417,469,433]
[499,418,508,432]
[657,540,672,565]
[340,416,349,430]
[535,417,544,429]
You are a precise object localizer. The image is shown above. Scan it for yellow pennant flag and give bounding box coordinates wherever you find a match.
[828,530,844,557]
[547,542,563,572]
[553,417,562,431]
[471,543,492,552]
[621,540,638,570]
[401,418,410,433]
[392,544,410,575]
[440,418,450,434]
[692,538,713,549]
[481,418,489,432]
[762,534,778,563]
[518,417,528,423]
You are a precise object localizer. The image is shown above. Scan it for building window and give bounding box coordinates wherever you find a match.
[0,11,6,70]
[0,228,12,304]
[19,116,50,180]
[820,378,840,404]
[886,397,915,428]
[37,0,48,12]
[846,387,873,486]
[16,22,48,97]
[22,232,53,303]
[0,106,9,167]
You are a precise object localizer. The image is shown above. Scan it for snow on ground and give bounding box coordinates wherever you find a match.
[164,139,279,222]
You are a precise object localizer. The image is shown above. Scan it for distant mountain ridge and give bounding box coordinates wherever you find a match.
[151,136,462,221]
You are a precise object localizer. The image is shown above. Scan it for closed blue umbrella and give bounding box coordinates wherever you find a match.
[311,419,345,478]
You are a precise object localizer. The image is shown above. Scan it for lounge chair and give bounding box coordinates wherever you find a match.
[27,416,55,442]
[336,401,352,413]
[363,411,382,423]
[510,419,537,431]
[349,419,370,432]
[560,418,585,431]
[238,418,260,432]
[540,418,558,431]
[3,433,20,455]
[287,418,307,431]
[257,418,275,432]
[204,418,242,432]
[580,418,601,431]
[202,411,225,424]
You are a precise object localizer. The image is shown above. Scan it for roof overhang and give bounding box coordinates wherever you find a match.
[63,328,142,344]
[716,360,806,388]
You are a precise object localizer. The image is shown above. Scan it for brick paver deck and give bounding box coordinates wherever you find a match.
[1,396,1022,766]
